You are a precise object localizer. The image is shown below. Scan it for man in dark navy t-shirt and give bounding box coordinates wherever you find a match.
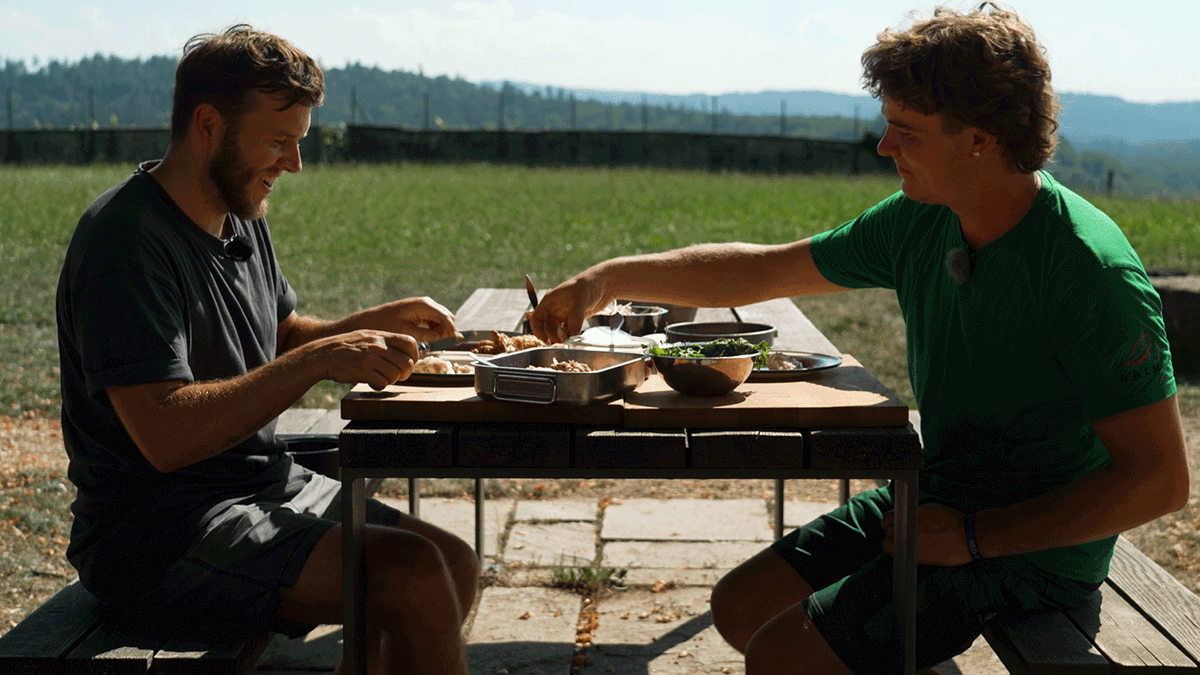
[56,25,476,675]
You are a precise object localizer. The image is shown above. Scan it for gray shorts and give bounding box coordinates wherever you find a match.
[131,464,402,638]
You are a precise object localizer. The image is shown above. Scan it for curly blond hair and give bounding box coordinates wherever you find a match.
[861,2,1059,172]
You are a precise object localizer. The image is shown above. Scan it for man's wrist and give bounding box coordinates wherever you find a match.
[964,512,984,561]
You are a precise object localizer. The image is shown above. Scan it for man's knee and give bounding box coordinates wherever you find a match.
[365,530,465,625]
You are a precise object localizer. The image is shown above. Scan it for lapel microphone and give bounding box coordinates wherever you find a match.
[222,235,254,262]
[945,247,971,284]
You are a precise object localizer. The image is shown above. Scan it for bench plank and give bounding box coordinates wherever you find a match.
[574,427,687,469]
[1066,582,1197,672]
[1107,536,1200,666]
[64,610,163,675]
[304,409,349,435]
[688,429,806,469]
[153,629,271,675]
[456,288,529,331]
[0,579,104,675]
[691,307,737,323]
[734,298,840,354]
[275,408,327,435]
[982,609,1109,675]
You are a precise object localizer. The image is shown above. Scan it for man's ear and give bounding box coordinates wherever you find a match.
[970,128,998,158]
[192,104,224,153]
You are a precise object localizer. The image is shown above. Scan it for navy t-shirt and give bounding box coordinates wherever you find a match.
[56,161,298,599]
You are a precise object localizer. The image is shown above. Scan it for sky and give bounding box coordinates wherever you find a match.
[2,0,1198,104]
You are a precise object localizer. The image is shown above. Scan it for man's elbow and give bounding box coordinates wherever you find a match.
[137,443,184,474]
[1163,469,1191,515]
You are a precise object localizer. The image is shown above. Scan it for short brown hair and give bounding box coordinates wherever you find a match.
[861,2,1059,172]
[170,24,324,140]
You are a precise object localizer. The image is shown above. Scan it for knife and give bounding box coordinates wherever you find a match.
[524,274,539,310]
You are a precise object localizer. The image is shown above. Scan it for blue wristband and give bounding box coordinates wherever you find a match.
[964,512,983,561]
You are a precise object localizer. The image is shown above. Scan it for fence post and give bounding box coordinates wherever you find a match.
[711,96,718,134]
[5,87,14,163]
[780,99,786,136]
[85,86,96,162]
[351,87,357,125]
[423,93,429,130]
[642,95,648,131]
[1107,170,1115,197]
[570,94,576,129]
[498,86,505,131]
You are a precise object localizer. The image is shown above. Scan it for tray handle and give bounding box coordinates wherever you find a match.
[491,372,557,404]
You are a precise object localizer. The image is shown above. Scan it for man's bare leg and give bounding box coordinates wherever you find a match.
[711,547,853,675]
[279,516,479,675]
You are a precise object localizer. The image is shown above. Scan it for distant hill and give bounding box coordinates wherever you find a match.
[3,55,1197,195]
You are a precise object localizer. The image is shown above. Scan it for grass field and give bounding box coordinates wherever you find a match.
[1,162,1199,637]
[3,161,1199,416]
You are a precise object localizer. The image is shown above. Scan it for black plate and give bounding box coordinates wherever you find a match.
[748,351,842,381]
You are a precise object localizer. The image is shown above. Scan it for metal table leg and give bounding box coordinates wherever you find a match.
[773,479,784,540]
[408,477,420,517]
[474,478,485,559]
[341,472,368,675]
[892,472,919,675]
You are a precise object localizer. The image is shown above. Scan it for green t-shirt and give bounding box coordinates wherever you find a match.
[810,170,1175,582]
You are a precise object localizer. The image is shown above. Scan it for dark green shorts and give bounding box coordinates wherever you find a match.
[770,486,1100,675]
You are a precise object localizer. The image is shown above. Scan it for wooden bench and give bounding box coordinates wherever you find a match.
[982,535,1200,673]
[0,409,349,675]
[906,410,1200,673]
[0,579,271,674]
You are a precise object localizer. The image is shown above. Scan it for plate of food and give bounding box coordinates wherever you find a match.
[748,350,843,381]
[405,330,555,385]
[407,350,481,384]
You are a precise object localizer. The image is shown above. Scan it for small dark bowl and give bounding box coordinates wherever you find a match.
[649,343,757,396]
[663,321,776,346]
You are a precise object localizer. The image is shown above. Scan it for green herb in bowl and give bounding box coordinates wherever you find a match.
[648,338,770,368]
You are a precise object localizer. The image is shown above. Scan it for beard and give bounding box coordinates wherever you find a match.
[208,131,268,220]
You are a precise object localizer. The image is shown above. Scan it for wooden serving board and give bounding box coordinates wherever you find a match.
[623,354,909,429]
[341,382,626,425]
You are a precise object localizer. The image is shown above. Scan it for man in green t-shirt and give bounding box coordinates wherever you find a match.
[529,5,1188,674]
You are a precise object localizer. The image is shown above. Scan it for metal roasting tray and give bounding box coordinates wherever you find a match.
[473,347,650,405]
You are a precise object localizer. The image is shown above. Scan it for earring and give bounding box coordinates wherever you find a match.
[971,151,981,158]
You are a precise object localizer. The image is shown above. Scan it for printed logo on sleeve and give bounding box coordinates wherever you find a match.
[1119,328,1168,386]
[1123,333,1152,368]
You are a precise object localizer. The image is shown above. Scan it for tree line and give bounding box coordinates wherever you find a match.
[0,55,870,139]
[1,54,1186,197]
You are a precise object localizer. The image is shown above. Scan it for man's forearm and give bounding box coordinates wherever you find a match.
[598,240,846,308]
[974,396,1189,558]
[974,458,1183,559]
[112,344,323,473]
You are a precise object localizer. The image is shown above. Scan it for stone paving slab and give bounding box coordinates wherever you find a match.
[378,496,512,559]
[602,540,765,582]
[583,587,742,675]
[601,499,772,542]
[603,541,763,587]
[783,500,839,529]
[515,499,598,522]
[506,521,597,567]
[251,496,1009,675]
[257,624,341,673]
[467,586,580,675]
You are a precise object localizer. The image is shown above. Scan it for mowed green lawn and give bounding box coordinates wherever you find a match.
[2,162,1197,415]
